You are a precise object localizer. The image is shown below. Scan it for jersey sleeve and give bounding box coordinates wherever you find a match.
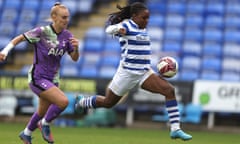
[23,27,42,44]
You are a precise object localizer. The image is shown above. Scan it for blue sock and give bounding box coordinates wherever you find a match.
[166,100,180,131]
[82,96,97,108]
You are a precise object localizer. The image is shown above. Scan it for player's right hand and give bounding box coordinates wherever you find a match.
[0,53,7,62]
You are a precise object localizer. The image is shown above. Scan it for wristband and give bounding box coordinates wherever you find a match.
[1,42,14,56]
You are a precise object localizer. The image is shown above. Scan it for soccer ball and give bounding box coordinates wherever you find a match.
[157,56,178,78]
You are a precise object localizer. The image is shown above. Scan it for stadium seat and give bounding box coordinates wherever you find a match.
[222,58,240,73]
[179,70,199,81]
[83,39,103,52]
[202,42,222,58]
[0,22,15,37]
[1,9,19,25]
[147,0,166,14]
[164,27,183,41]
[84,27,105,40]
[40,0,57,11]
[61,0,78,14]
[147,27,163,41]
[165,14,184,27]
[200,71,220,80]
[184,27,203,42]
[22,0,40,10]
[224,15,240,29]
[224,29,240,43]
[201,57,222,72]
[206,1,224,15]
[148,14,165,28]
[185,14,203,28]
[223,43,240,58]
[186,1,204,14]
[221,71,240,82]
[181,103,202,124]
[162,40,181,54]
[15,23,34,36]
[76,0,95,14]
[0,36,11,48]
[3,0,22,11]
[103,38,121,53]
[98,66,117,78]
[181,56,201,71]
[205,15,223,29]
[15,41,28,52]
[61,65,79,77]
[100,54,120,67]
[203,28,223,43]
[20,64,31,76]
[225,2,240,15]
[18,9,38,26]
[79,65,98,78]
[182,41,202,56]
[167,1,185,14]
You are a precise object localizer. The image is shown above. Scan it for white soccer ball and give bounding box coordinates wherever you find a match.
[157,56,178,78]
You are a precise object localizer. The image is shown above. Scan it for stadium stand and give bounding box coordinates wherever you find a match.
[0,0,239,82]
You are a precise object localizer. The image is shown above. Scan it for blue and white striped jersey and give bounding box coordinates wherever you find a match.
[106,19,151,74]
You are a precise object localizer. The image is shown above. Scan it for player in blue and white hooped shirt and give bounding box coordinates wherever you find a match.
[75,2,192,141]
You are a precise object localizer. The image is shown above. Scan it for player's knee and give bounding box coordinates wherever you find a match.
[58,97,69,109]
[104,101,115,108]
[165,85,175,98]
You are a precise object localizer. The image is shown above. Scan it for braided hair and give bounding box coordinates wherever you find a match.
[106,2,147,26]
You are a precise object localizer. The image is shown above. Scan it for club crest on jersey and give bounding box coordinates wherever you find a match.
[136,34,149,41]
[48,48,64,56]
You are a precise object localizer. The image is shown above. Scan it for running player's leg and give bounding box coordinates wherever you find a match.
[141,72,192,141]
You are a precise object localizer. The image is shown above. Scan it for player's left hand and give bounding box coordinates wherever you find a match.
[69,37,79,50]
[0,53,6,62]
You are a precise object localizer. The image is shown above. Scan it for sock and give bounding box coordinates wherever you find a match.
[165,100,180,131]
[80,96,97,108]
[24,112,42,135]
[44,104,64,124]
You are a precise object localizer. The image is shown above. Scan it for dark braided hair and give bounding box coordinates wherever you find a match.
[106,2,147,26]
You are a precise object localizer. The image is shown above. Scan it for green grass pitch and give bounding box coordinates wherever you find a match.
[1,122,239,144]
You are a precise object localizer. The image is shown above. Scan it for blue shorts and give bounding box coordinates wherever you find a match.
[29,79,58,95]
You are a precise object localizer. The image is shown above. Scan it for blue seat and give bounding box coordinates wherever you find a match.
[18,9,38,26]
[77,0,95,14]
[98,66,117,78]
[186,1,204,14]
[179,70,199,81]
[165,14,184,27]
[100,54,120,67]
[147,0,166,14]
[162,40,181,53]
[206,1,224,15]
[147,27,163,41]
[0,36,11,48]
[61,65,79,77]
[1,9,19,24]
[3,0,22,11]
[83,39,103,52]
[61,0,78,14]
[200,71,220,80]
[22,0,40,10]
[203,28,222,42]
[20,64,32,76]
[0,22,15,37]
[201,57,221,72]
[223,43,240,58]
[202,42,222,58]
[221,72,240,81]
[164,27,183,41]
[222,58,240,73]
[184,27,202,41]
[103,38,121,53]
[224,15,240,29]
[181,56,201,71]
[85,27,105,40]
[148,14,164,27]
[205,15,223,29]
[167,1,185,14]
[79,65,98,78]
[225,2,240,15]
[15,41,28,51]
[182,41,202,56]
[16,23,34,35]
[40,0,57,10]
[224,29,240,43]
[181,103,202,124]
[185,14,203,28]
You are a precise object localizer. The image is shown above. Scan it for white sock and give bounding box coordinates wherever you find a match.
[24,128,32,136]
[41,118,50,126]
[171,123,180,132]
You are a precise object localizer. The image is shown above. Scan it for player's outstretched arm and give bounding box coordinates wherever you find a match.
[0,35,25,61]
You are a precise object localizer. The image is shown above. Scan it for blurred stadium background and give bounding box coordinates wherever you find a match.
[0,0,240,134]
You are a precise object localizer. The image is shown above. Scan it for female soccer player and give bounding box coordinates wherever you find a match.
[0,3,79,144]
[75,2,192,141]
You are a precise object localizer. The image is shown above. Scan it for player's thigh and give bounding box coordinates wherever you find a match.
[39,86,68,109]
[141,73,174,95]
